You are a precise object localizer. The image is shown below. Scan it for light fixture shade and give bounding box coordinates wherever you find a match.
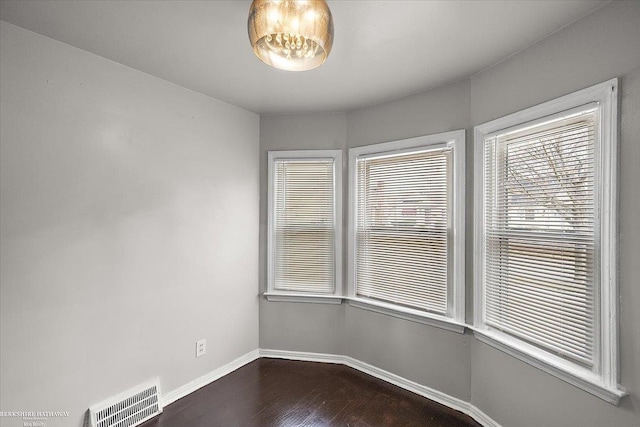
[248,0,334,71]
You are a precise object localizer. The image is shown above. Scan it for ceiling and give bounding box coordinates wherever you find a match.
[0,0,608,115]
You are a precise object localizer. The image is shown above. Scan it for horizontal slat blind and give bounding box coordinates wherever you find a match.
[484,109,598,366]
[355,148,451,314]
[273,158,335,293]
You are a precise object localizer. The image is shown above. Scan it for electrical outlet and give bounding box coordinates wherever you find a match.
[196,339,206,358]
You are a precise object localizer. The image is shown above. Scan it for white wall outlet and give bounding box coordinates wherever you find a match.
[196,339,206,358]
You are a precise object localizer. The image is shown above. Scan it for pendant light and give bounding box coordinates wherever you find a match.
[248,0,334,71]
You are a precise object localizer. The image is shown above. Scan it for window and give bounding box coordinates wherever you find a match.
[474,79,623,403]
[348,131,465,328]
[267,150,342,302]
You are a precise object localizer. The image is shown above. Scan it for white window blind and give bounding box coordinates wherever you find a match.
[355,147,451,314]
[272,157,336,293]
[483,108,597,366]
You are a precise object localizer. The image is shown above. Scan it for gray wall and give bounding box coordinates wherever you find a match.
[259,113,347,355]
[0,22,259,427]
[468,2,640,426]
[260,2,640,425]
[345,79,473,402]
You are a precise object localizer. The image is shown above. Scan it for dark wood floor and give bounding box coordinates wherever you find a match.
[141,358,481,427]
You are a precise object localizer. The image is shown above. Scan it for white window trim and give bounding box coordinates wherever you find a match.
[347,298,465,333]
[347,130,466,326]
[473,78,625,404]
[264,293,343,304]
[266,149,343,302]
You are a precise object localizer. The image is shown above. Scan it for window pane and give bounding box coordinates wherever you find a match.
[484,109,597,365]
[356,149,451,314]
[273,159,335,293]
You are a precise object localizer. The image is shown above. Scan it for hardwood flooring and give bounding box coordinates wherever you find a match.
[141,358,481,427]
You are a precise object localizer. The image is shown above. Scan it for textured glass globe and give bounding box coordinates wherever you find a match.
[248,0,334,71]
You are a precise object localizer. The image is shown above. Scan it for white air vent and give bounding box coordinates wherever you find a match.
[89,379,162,427]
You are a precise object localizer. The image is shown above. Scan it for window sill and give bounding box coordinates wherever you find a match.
[263,292,343,305]
[263,294,465,333]
[473,328,626,405]
[347,298,466,334]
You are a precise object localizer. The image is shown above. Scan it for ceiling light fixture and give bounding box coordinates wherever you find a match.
[248,0,334,72]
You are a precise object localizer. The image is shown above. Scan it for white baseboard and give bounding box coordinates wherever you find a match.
[160,348,500,427]
[260,348,501,427]
[259,348,347,364]
[162,349,260,406]
[469,405,501,427]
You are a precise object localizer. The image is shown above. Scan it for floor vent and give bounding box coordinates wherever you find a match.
[89,379,162,427]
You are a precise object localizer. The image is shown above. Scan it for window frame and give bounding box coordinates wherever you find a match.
[348,130,466,330]
[266,150,343,304]
[473,79,624,403]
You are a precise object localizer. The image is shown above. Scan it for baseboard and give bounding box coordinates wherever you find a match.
[259,348,501,427]
[469,405,501,427]
[345,356,470,415]
[162,349,260,406]
[160,348,500,427]
[259,348,347,364]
